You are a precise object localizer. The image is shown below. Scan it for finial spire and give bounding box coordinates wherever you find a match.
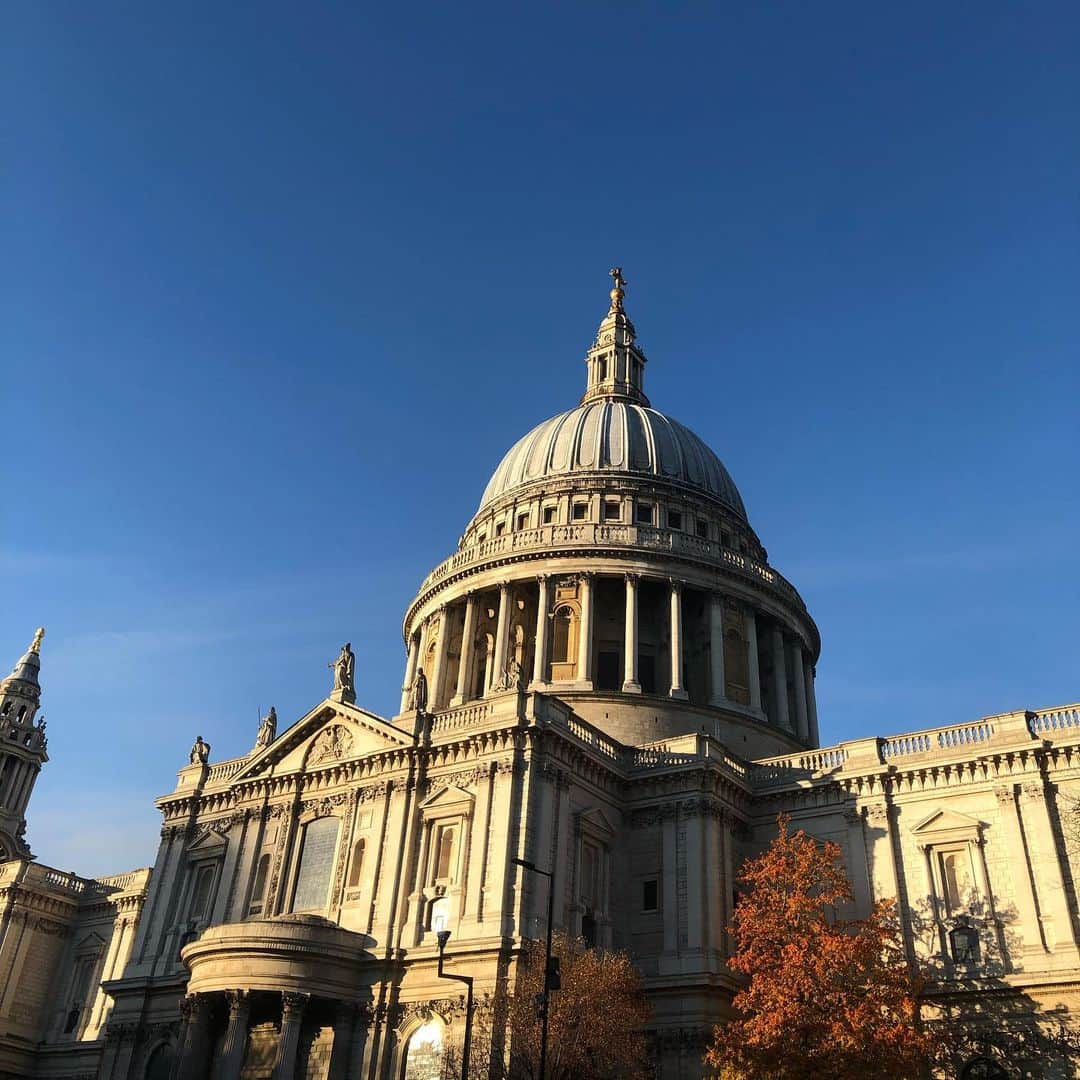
[608,267,627,313]
[581,267,649,407]
[30,628,44,654]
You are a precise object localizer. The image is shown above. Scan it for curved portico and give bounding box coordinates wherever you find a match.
[175,916,377,1080]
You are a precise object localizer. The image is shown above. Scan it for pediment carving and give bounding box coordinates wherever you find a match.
[305,725,354,768]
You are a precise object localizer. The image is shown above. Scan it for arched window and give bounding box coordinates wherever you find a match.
[428,896,451,933]
[347,838,366,888]
[15,706,26,724]
[291,816,340,913]
[0,702,9,717]
[403,1020,445,1080]
[434,825,456,882]
[960,1057,1009,1080]
[248,853,271,916]
[144,1044,174,1080]
[550,605,579,671]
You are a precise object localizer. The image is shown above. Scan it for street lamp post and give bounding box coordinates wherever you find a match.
[512,857,556,1080]
[436,930,474,1080]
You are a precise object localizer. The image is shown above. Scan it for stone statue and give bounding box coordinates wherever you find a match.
[255,706,277,749]
[493,658,523,693]
[329,643,356,702]
[410,668,428,713]
[189,735,210,766]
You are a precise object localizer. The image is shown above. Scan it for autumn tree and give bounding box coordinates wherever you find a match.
[449,932,652,1080]
[705,814,940,1080]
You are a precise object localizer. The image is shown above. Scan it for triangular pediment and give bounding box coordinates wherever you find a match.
[421,784,475,812]
[579,807,617,839]
[911,807,983,846]
[187,826,229,853]
[234,699,411,781]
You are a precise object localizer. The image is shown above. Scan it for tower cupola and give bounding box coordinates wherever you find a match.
[0,629,50,859]
[580,267,650,406]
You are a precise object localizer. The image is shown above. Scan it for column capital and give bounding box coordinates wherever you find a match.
[624,572,640,585]
[536,573,549,585]
[994,785,1016,806]
[668,576,682,591]
[282,991,310,1016]
[226,989,251,1014]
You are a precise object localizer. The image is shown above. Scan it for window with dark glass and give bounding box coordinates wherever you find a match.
[572,502,588,521]
[642,879,659,912]
[603,500,621,522]
[636,502,653,525]
[516,512,530,531]
[695,520,708,538]
[667,510,683,530]
[495,521,505,536]
[543,506,557,524]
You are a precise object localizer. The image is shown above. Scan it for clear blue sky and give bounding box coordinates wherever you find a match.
[3,3,1078,875]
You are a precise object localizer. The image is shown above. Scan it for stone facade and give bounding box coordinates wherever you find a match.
[3,273,1079,1079]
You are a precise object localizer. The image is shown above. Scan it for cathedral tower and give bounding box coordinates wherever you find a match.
[0,629,49,858]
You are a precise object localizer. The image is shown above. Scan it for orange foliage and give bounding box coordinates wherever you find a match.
[705,814,940,1080]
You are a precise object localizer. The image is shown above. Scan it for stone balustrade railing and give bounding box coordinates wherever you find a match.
[414,522,804,610]
[430,701,493,735]
[750,703,1080,789]
[205,757,247,785]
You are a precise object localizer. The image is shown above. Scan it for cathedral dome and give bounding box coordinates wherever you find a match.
[477,400,747,520]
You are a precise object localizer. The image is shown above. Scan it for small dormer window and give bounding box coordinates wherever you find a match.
[516,512,530,531]
[667,510,683,531]
[721,531,731,547]
[495,522,505,537]
[636,502,653,525]
[572,502,588,522]
[603,500,621,522]
[695,520,708,538]
[543,506,557,525]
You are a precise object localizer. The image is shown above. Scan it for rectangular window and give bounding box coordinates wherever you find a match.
[721,531,731,548]
[292,817,340,913]
[636,502,653,525]
[603,500,621,522]
[495,521,505,536]
[667,510,683,531]
[695,520,708,538]
[642,879,659,912]
[516,512,530,531]
[572,502,588,522]
[543,506,557,525]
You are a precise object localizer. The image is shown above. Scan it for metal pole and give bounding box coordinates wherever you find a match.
[539,868,554,1080]
[436,933,473,1080]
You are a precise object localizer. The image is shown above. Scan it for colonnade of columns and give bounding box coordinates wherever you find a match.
[400,573,818,744]
[175,990,360,1080]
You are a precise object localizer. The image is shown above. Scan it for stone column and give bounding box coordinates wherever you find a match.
[399,632,420,713]
[176,994,213,1080]
[577,573,594,686]
[1020,781,1078,955]
[429,607,452,711]
[327,1001,359,1080]
[994,786,1047,955]
[770,624,791,731]
[791,640,809,741]
[668,580,688,699]
[744,610,762,711]
[531,576,550,687]
[451,593,478,706]
[622,574,641,693]
[492,582,512,688]
[708,593,726,706]
[214,991,251,1080]
[805,659,820,745]
[271,992,310,1080]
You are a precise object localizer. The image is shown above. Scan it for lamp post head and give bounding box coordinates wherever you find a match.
[436,929,451,952]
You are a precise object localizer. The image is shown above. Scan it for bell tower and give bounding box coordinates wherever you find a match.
[0,629,49,859]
